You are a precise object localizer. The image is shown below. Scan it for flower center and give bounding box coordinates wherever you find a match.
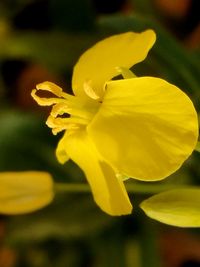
[31,81,101,135]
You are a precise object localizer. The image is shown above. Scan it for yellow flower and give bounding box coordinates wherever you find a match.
[31,30,198,216]
[0,171,54,215]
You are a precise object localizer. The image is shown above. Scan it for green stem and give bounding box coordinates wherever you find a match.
[55,183,90,193]
[54,182,179,194]
[139,219,161,267]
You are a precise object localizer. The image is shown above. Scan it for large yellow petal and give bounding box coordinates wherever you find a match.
[88,77,198,181]
[72,30,156,98]
[0,171,54,215]
[57,129,132,215]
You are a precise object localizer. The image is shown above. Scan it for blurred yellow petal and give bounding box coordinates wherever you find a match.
[57,129,132,215]
[88,77,198,181]
[72,30,156,98]
[140,188,200,227]
[0,171,54,215]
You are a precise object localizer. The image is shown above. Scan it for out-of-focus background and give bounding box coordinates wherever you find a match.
[0,0,200,266]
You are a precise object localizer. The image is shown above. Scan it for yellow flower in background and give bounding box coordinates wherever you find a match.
[0,171,54,215]
[31,30,198,216]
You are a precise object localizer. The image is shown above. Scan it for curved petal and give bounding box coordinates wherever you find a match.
[72,30,156,98]
[58,129,132,215]
[56,132,70,164]
[88,77,198,181]
[0,171,54,215]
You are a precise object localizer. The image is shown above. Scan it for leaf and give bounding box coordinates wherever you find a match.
[0,110,84,182]
[0,31,96,72]
[140,187,200,227]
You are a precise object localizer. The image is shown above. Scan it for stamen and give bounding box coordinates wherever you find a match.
[36,81,77,101]
[31,89,65,106]
[36,81,64,97]
[32,81,77,107]
[52,124,79,135]
[46,115,87,135]
[32,81,101,135]
[50,102,93,123]
[84,80,100,100]
[50,103,71,117]
[115,67,136,79]
[64,104,94,120]
[56,97,99,120]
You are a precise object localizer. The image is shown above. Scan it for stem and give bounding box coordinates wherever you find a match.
[139,219,161,267]
[54,182,179,194]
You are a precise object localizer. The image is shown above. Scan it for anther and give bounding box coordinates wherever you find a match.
[84,80,100,100]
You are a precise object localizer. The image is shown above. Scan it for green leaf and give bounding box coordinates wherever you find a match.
[0,31,96,72]
[140,187,200,227]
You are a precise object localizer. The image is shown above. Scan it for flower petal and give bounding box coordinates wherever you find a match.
[56,132,70,164]
[58,129,132,215]
[88,77,198,181]
[0,171,54,215]
[72,30,156,98]
[140,188,200,227]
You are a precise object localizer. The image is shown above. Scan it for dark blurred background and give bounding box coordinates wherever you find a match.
[0,0,200,266]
